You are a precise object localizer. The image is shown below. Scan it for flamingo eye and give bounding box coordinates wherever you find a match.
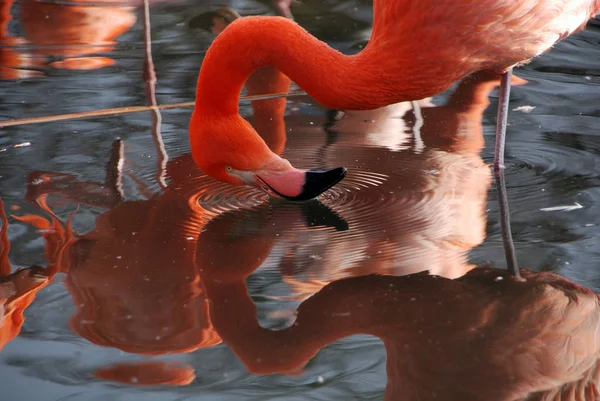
[225,166,233,173]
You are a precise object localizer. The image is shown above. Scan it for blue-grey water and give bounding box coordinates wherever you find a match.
[1,1,600,400]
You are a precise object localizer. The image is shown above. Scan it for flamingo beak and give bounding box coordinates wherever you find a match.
[233,166,346,201]
[257,167,347,201]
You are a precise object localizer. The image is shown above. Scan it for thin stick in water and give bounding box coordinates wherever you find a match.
[0,91,306,128]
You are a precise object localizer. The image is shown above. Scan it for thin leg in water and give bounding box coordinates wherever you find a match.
[494,166,520,278]
[493,68,513,171]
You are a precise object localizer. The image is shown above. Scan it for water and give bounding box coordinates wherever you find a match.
[1,0,600,400]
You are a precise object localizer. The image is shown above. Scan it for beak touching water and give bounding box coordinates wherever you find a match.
[232,164,347,201]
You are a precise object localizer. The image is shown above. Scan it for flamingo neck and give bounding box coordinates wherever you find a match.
[194,16,423,116]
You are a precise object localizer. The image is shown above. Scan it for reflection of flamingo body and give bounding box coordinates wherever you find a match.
[0,0,43,79]
[197,249,600,401]
[190,0,600,197]
[14,12,295,354]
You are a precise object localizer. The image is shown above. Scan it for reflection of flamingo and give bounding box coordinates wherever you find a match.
[18,153,346,384]
[27,147,595,396]
[24,155,223,355]
[189,0,600,197]
[15,154,222,384]
[8,45,295,383]
[196,238,600,401]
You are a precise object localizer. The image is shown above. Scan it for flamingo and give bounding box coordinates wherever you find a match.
[188,7,517,285]
[189,0,600,200]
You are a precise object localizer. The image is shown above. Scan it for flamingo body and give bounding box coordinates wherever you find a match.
[190,0,600,198]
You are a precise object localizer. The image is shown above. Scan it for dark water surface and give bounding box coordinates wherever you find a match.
[1,1,600,400]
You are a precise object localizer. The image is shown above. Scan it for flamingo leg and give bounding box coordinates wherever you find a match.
[493,68,513,171]
[492,68,521,278]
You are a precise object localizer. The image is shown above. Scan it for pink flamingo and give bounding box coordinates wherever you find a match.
[189,1,600,200]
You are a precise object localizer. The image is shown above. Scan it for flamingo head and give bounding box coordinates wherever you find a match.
[190,114,346,201]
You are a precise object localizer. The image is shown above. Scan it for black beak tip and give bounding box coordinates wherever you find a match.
[288,166,346,201]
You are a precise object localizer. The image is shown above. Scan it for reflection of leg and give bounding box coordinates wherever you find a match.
[494,166,520,278]
[493,68,513,171]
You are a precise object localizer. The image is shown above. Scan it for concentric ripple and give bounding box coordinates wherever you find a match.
[319,169,390,204]
[501,132,600,209]
[255,136,493,285]
[195,179,270,215]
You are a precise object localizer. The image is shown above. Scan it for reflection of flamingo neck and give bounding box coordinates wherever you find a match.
[202,273,438,375]
[195,17,438,116]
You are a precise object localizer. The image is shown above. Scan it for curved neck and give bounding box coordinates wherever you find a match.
[194,16,412,115]
[200,271,455,375]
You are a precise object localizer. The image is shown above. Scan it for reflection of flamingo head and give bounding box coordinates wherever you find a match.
[195,198,348,283]
[19,0,137,69]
